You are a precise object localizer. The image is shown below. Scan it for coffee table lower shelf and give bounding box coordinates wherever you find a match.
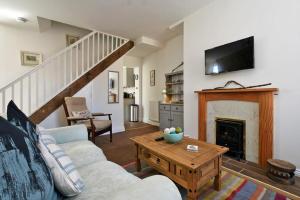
[135,144,223,200]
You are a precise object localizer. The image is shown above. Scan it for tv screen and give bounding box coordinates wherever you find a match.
[205,36,254,75]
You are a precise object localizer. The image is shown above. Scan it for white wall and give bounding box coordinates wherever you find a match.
[91,58,125,133]
[142,35,183,125]
[40,57,125,133]
[124,55,142,70]
[0,22,91,87]
[184,0,300,168]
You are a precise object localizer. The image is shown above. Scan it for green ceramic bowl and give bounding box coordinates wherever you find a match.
[164,132,184,143]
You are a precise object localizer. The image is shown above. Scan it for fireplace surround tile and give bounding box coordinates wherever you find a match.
[207,100,259,163]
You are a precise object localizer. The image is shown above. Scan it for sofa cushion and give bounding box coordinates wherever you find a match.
[107,175,182,200]
[59,140,107,168]
[0,116,61,200]
[39,135,85,197]
[69,161,140,200]
[40,133,57,144]
[6,100,39,144]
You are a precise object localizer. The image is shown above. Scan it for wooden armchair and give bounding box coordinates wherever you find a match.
[63,97,112,143]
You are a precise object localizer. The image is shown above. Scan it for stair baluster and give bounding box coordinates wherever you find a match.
[0,31,130,119]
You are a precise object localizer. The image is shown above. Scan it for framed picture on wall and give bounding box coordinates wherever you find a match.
[20,51,42,66]
[66,34,80,46]
[150,70,155,86]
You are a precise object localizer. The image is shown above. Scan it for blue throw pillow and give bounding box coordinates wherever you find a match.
[7,100,39,143]
[0,116,61,200]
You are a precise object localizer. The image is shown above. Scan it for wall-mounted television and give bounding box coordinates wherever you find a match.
[205,36,254,75]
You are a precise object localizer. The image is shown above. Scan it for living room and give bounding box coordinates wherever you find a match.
[0,0,300,200]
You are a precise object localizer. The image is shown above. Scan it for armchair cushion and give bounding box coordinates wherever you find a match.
[72,110,92,118]
[82,119,112,131]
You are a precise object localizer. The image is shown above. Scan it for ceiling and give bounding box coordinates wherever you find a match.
[0,0,213,42]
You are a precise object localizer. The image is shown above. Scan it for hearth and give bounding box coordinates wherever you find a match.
[216,118,245,160]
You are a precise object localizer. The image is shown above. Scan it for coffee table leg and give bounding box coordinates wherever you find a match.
[135,144,141,172]
[187,170,199,200]
[214,156,222,191]
[214,173,221,191]
[187,188,198,200]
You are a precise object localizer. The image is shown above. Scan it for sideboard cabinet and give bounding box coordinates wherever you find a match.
[159,103,183,130]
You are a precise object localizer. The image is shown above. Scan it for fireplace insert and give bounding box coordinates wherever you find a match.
[216,118,245,160]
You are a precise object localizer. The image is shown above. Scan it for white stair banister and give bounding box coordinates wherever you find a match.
[0,31,128,116]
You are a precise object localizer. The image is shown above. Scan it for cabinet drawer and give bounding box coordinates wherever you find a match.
[171,105,183,112]
[175,164,187,180]
[160,104,171,111]
[142,150,169,171]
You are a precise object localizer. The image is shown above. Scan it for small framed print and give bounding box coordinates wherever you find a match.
[150,70,155,86]
[66,34,80,46]
[20,51,42,66]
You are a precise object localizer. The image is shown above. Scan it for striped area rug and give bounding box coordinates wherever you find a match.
[123,161,290,200]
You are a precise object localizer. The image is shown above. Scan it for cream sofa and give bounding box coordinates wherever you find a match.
[41,125,182,200]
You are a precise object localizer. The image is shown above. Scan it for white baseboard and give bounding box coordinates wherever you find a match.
[112,126,125,133]
[295,169,300,177]
[143,118,159,127]
[101,126,125,134]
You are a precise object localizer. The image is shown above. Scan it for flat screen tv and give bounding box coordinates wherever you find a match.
[205,36,254,75]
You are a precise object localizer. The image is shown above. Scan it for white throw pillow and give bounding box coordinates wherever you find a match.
[40,133,56,145]
[38,134,85,197]
[72,110,92,118]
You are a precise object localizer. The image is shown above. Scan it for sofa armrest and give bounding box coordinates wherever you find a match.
[109,175,182,200]
[40,125,88,144]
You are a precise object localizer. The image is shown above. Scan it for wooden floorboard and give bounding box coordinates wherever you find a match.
[96,122,159,166]
[224,158,267,176]
[96,124,300,198]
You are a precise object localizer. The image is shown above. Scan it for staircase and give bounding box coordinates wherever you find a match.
[0,31,134,124]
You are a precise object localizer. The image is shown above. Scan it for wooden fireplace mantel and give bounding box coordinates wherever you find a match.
[195,88,278,94]
[195,88,278,168]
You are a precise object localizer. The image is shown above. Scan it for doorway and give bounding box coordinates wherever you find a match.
[123,66,142,130]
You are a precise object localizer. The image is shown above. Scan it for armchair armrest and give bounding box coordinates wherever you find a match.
[39,125,88,144]
[108,175,182,200]
[92,112,111,116]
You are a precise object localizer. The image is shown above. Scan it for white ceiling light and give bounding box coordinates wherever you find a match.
[16,17,27,23]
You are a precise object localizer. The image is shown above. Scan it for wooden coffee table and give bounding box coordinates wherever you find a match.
[131,132,229,200]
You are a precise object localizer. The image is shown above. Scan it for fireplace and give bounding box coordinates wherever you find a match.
[195,88,278,167]
[216,118,245,160]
